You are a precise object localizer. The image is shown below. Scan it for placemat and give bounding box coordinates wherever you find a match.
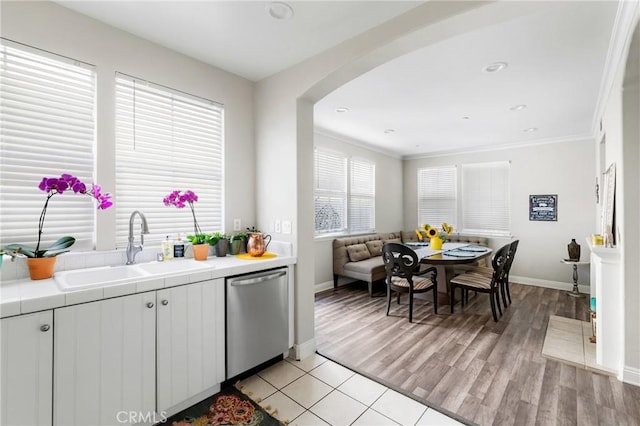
[235,252,277,260]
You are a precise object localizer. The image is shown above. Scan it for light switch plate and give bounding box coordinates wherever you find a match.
[275,220,281,233]
[282,220,292,234]
[233,219,241,231]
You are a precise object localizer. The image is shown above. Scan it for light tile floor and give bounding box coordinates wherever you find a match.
[542,315,614,375]
[238,353,464,426]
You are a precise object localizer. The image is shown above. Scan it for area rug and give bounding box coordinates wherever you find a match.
[165,384,284,426]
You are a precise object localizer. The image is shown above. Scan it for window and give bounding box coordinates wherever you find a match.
[115,73,224,246]
[461,161,510,236]
[349,158,375,233]
[416,162,510,236]
[314,148,375,235]
[417,166,457,227]
[314,149,347,234]
[0,40,97,249]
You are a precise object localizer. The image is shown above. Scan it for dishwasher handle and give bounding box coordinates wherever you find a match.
[228,270,287,286]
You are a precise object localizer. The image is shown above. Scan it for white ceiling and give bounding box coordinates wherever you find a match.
[55,1,621,158]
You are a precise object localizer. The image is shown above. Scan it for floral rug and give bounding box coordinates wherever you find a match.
[166,385,284,426]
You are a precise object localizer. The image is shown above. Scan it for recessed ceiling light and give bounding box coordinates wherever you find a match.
[384,129,396,134]
[266,2,294,20]
[523,127,538,133]
[335,107,349,113]
[510,104,527,111]
[483,62,508,73]
[462,116,470,120]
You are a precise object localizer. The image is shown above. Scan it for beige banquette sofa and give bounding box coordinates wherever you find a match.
[332,231,489,296]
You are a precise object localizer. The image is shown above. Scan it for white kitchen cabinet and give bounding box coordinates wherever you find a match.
[0,311,53,426]
[156,278,225,412]
[54,292,156,426]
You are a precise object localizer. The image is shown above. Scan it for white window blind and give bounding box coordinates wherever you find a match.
[314,149,347,234]
[417,166,457,227]
[0,40,96,249]
[115,73,224,246]
[461,161,510,236]
[349,158,375,233]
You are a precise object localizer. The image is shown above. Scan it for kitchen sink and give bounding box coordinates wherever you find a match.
[55,265,148,291]
[54,260,214,291]
[136,259,210,275]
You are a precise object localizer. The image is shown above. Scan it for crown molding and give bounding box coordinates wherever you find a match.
[590,0,640,140]
[314,127,402,159]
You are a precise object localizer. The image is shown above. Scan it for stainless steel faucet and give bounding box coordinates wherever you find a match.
[126,210,150,265]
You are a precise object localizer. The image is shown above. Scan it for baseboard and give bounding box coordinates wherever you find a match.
[315,280,334,294]
[510,275,590,294]
[623,365,640,386]
[289,337,316,360]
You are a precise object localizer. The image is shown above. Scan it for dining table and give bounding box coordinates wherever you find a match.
[405,241,493,304]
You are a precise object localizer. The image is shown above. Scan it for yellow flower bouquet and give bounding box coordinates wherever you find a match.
[416,223,455,250]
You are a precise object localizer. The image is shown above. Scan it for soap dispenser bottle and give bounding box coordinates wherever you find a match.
[174,234,185,258]
[162,236,173,261]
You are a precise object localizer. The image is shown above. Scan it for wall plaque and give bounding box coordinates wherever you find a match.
[529,194,557,221]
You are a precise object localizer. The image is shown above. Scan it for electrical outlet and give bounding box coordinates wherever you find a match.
[282,220,292,234]
[233,219,241,231]
[275,220,281,233]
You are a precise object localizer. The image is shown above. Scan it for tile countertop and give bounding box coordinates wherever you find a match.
[0,244,296,319]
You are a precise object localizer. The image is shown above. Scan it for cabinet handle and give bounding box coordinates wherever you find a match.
[161,300,169,306]
[146,302,154,309]
[40,324,50,332]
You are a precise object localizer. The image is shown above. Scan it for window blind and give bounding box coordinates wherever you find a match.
[0,40,97,249]
[461,161,510,236]
[349,158,375,233]
[115,73,224,246]
[417,166,457,227]
[314,149,347,234]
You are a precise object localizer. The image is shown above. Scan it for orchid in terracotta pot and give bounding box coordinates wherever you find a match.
[163,189,211,260]
[3,173,112,279]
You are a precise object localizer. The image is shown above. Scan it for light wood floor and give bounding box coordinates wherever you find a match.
[315,281,640,426]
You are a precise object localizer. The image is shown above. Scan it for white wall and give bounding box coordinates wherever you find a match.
[599,9,640,385]
[313,131,404,289]
[0,1,256,249]
[403,139,596,288]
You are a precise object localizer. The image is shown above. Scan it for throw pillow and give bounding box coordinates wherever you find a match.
[365,240,384,257]
[346,244,371,262]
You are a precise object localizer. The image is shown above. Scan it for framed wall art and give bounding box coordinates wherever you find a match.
[529,194,557,221]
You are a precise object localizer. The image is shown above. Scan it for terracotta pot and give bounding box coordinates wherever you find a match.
[247,233,271,257]
[430,237,443,251]
[27,257,57,280]
[192,244,209,261]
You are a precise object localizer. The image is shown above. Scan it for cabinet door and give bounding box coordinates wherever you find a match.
[1,311,53,426]
[156,278,225,412]
[54,292,156,426]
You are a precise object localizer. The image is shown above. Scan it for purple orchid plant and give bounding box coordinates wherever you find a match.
[163,190,210,245]
[4,173,112,258]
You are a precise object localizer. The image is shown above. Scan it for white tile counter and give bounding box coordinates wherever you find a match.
[0,244,296,318]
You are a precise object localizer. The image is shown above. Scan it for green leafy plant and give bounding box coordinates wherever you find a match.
[208,232,229,246]
[230,232,247,242]
[186,234,212,245]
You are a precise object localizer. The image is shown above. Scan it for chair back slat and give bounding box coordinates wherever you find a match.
[490,243,511,289]
[382,243,420,280]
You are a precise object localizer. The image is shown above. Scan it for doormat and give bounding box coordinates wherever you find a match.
[165,384,285,426]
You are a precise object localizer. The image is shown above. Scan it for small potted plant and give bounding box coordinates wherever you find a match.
[210,232,229,257]
[229,232,247,255]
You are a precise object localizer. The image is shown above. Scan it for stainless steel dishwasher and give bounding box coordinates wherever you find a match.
[226,267,289,379]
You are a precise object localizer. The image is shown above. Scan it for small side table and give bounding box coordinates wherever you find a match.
[561,259,590,297]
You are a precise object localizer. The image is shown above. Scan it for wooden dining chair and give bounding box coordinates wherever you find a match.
[382,243,438,322]
[450,243,510,322]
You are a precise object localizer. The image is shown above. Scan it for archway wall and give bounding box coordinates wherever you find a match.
[621,16,640,384]
[253,1,554,354]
